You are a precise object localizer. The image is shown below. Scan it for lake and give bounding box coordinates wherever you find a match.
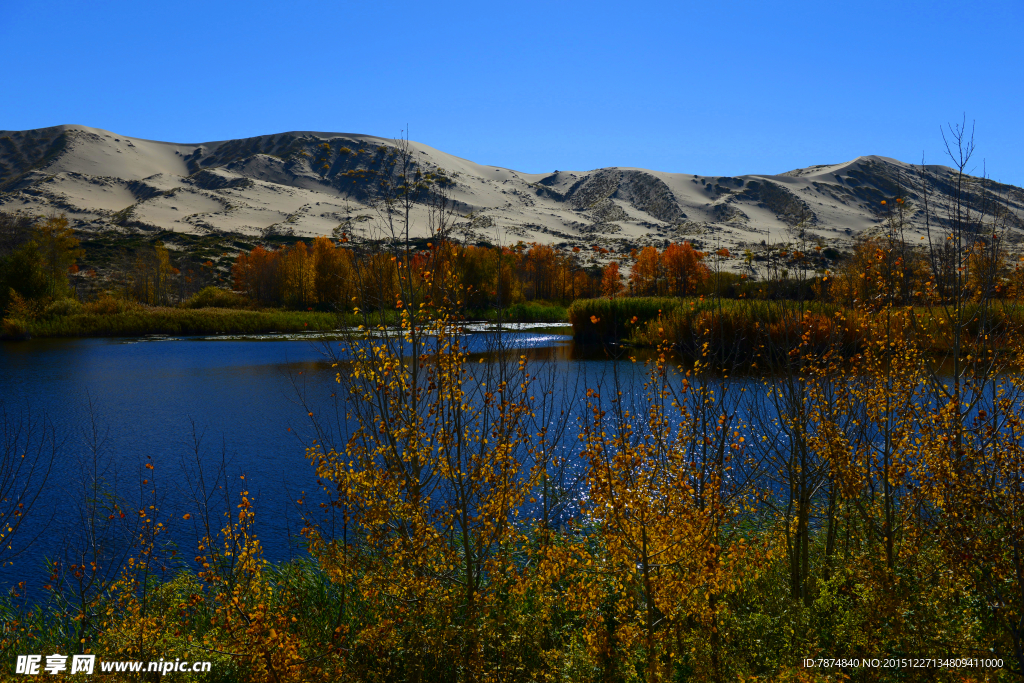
[1,328,667,592]
[3,325,1001,603]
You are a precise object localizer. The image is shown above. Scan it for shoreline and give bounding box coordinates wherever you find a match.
[1,303,571,340]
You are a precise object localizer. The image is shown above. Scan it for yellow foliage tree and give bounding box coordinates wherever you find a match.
[570,347,764,682]
[31,212,83,299]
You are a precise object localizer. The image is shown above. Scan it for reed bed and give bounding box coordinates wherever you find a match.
[569,296,1024,364]
[478,301,568,323]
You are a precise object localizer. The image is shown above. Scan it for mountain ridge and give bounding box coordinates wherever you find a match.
[2,125,1022,261]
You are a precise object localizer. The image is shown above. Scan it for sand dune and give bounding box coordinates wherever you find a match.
[2,125,1022,264]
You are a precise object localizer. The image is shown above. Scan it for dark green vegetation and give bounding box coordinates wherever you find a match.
[480,300,567,323]
[18,298,346,337]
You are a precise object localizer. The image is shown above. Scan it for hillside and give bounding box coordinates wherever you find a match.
[2,125,1022,262]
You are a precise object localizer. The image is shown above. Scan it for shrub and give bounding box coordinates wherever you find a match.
[184,286,251,309]
[43,297,83,317]
[4,290,43,320]
[0,317,29,339]
[83,294,142,315]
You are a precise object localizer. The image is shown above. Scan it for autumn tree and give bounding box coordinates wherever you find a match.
[661,241,709,296]
[174,252,214,302]
[130,242,173,305]
[311,236,354,307]
[571,346,761,682]
[309,262,544,680]
[601,261,624,298]
[280,241,315,308]
[31,212,83,299]
[914,119,1024,673]
[233,245,281,305]
[572,268,594,299]
[523,243,559,300]
[630,246,662,296]
[0,241,47,316]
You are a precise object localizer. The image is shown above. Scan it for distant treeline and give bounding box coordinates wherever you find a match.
[227,239,811,311]
[3,207,1021,336]
[231,238,610,310]
[230,227,1022,314]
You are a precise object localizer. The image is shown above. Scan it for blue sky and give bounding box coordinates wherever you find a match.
[2,0,1021,185]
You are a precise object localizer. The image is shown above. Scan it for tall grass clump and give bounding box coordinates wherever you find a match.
[569,296,869,366]
[567,297,681,342]
[480,301,568,323]
[635,299,862,362]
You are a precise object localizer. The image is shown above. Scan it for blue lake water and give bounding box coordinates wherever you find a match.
[1,329,655,593]
[4,329,982,599]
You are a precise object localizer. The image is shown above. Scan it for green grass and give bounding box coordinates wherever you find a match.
[477,301,568,324]
[0,289,429,339]
[20,306,349,337]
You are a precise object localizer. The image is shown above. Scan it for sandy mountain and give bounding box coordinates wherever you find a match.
[2,125,1022,261]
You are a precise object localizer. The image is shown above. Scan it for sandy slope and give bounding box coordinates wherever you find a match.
[2,125,1022,267]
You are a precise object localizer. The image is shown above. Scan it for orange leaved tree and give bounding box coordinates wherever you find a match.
[601,261,624,298]
[661,242,709,296]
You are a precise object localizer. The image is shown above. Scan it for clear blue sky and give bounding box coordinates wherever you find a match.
[2,0,1022,185]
